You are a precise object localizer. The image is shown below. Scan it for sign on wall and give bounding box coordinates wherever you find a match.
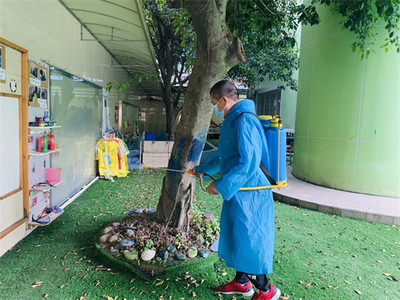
[0,44,5,83]
[28,57,49,108]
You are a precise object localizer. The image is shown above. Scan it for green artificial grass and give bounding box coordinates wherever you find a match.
[0,169,399,300]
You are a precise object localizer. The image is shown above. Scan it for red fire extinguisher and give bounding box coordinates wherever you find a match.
[48,130,55,151]
[37,134,42,152]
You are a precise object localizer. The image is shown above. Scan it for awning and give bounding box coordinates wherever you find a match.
[59,0,162,97]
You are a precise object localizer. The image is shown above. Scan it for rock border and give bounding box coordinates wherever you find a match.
[95,230,219,283]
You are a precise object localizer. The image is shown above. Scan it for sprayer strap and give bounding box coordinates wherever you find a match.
[235,112,277,186]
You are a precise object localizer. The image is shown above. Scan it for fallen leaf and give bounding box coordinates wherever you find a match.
[322,285,332,289]
[386,275,398,281]
[155,280,164,287]
[31,282,44,288]
[344,280,353,285]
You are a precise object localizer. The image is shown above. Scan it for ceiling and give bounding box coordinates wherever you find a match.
[59,0,162,97]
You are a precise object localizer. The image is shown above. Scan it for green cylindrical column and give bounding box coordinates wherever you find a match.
[293,4,400,197]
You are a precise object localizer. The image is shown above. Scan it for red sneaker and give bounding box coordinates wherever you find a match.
[217,278,254,297]
[251,284,281,300]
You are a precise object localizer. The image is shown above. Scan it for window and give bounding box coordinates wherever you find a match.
[256,88,281,116]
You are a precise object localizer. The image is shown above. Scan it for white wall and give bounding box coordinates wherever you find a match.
[0,0,134,92]
[0,0,143,256]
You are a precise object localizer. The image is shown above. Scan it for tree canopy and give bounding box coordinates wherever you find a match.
[143,0,400,94]
[226,0,319,89]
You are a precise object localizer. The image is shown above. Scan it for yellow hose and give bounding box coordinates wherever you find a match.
[239,185,276,190]
[239,181,287,190]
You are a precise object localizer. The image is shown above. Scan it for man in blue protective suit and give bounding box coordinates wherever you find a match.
[196,80,281,300]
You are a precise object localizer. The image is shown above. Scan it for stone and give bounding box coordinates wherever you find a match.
[120,238,135,248]
[210,238,219,252]
[125,229,135,237]
[108,233,119,244]
[158,249,169,260]
[187,247,198,258]
[124,226,137,231]
[174,253,186,261]
[99,234,111,243]
[102,226,113,235]
[124,250,138,261]
[203,212,212,219]
[110,247,119,255]
[167,244,176,253]
[141,249,156,261]
[112,222,120,228]
[198,249,210,258]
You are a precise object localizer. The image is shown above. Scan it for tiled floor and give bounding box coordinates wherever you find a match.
[273,165,400,225]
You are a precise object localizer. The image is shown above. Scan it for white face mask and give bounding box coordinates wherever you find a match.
[213,97,225,119]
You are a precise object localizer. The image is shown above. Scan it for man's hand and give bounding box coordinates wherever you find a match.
[205,182,219,195]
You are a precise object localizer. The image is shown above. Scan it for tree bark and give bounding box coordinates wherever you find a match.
[156,0,245,229]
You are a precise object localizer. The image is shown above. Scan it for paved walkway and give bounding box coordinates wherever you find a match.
[273,165,400,225]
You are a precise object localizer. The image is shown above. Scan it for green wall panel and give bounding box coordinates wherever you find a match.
[293,3,400,197]
[295,43,314,136]
[292,136,307,174]
[354,142,400,197]
[293,137,357,191]
[360,51,400,143]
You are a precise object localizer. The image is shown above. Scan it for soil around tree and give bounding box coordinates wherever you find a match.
[97,210,219,280]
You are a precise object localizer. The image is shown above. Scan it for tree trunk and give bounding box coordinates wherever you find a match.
[156,0,245,229]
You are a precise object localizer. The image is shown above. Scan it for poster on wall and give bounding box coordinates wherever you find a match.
[0,44,5,83]
[28,56,49,108]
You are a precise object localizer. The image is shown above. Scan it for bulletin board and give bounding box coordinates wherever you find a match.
[28,57,49,108]
[0,96,20,197]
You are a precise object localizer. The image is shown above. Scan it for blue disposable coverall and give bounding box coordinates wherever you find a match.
[196,99,275,275]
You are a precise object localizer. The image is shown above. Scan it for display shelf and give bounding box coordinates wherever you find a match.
[30,210,64,227]
[29,125,61,133]
[28,148,61,157]
[29,181,62,193]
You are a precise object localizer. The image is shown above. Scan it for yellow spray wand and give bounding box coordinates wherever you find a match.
[141,165,285,191]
